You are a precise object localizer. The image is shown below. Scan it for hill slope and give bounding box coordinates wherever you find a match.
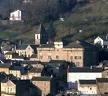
[0,0,108,43]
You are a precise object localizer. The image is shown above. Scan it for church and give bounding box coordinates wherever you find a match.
[34,24,48,45]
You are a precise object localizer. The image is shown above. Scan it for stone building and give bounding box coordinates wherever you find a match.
[16,44,37,57]
[35,24,48,45]
[0,63,10,74]
[96,78,108,95]
[28,68,42,79]
[67,67,102,89]
[37,41,98,67]
[32,76,52,96]
[78,80,97,95]
[0,79,31,96]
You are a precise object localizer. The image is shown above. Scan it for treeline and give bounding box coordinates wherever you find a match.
[23,0,77,24]
[0,0,90,24]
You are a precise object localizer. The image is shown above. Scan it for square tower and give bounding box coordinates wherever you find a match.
[35,24,48,45]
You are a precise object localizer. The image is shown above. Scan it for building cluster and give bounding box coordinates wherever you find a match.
[0,23,107,96]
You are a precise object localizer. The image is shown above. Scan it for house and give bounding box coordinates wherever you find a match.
[0,79,31,96]
[28,68,42,79]
[9,66,23,78]
[37,40,98,67]
[94,36,108,48]
[20,70,29,80]
[67,67,103,89]
[30,54,38,61]
[0,63,10,74]
[4,51,14,59]
[35,24,48,45]
[20,60,44,69]
[9,10,22,21]
[32,76,52,96]
[5,52,24,61]
[78,80,97,95]
[96,78,108,95]
[16,44,37,57]
[1,79,16,96]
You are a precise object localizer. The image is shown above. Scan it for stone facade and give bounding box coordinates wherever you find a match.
[37,41,98,67]
[32,76,52,96]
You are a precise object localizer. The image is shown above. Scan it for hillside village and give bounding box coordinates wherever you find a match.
[0,0,108,96]
[0,21,107,96]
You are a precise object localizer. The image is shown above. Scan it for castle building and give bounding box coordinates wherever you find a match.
[37,41,98,67]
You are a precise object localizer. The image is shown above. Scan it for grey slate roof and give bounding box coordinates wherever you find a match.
[96,78,108,83]
[0,63,11,68]
[21,60,41,64]
[16,45,28,50]
[29,68,42,73]
[79,80,96,85]
[65,40,96,49]
[30,54,37,58]
[35,24,46,34]
[68,67,103,73]
[32,76,51,81]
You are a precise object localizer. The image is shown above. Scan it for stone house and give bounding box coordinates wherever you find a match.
[0,79,31,96]
[20,61,44,69]
[96,78,108,95]
[30,54,38,61]
[16,45,37,57]
[78,80,97,95]
[32,76,52,96]
[28,68,42,79]
[67,67,103,89]
[9,66,22,79]
[4,51,13,60]
[0,63,10,74]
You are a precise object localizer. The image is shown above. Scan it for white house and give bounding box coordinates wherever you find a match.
[94,36,108,48]
[78,80,97,95]
[67,67,103,89]
[10,10,22,21]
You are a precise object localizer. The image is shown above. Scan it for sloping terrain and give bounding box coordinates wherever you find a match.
[0,0,108,43]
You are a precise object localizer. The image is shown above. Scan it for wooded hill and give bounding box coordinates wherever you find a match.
[0,0,108,43]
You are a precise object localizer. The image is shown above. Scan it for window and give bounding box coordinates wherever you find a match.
[56,55,59,59]
[37,35,38,39]
[76,62,80,66]
[74,56,81,59]
[40,56,43,59]
[48,56,52,60]
[70,56,73,60]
